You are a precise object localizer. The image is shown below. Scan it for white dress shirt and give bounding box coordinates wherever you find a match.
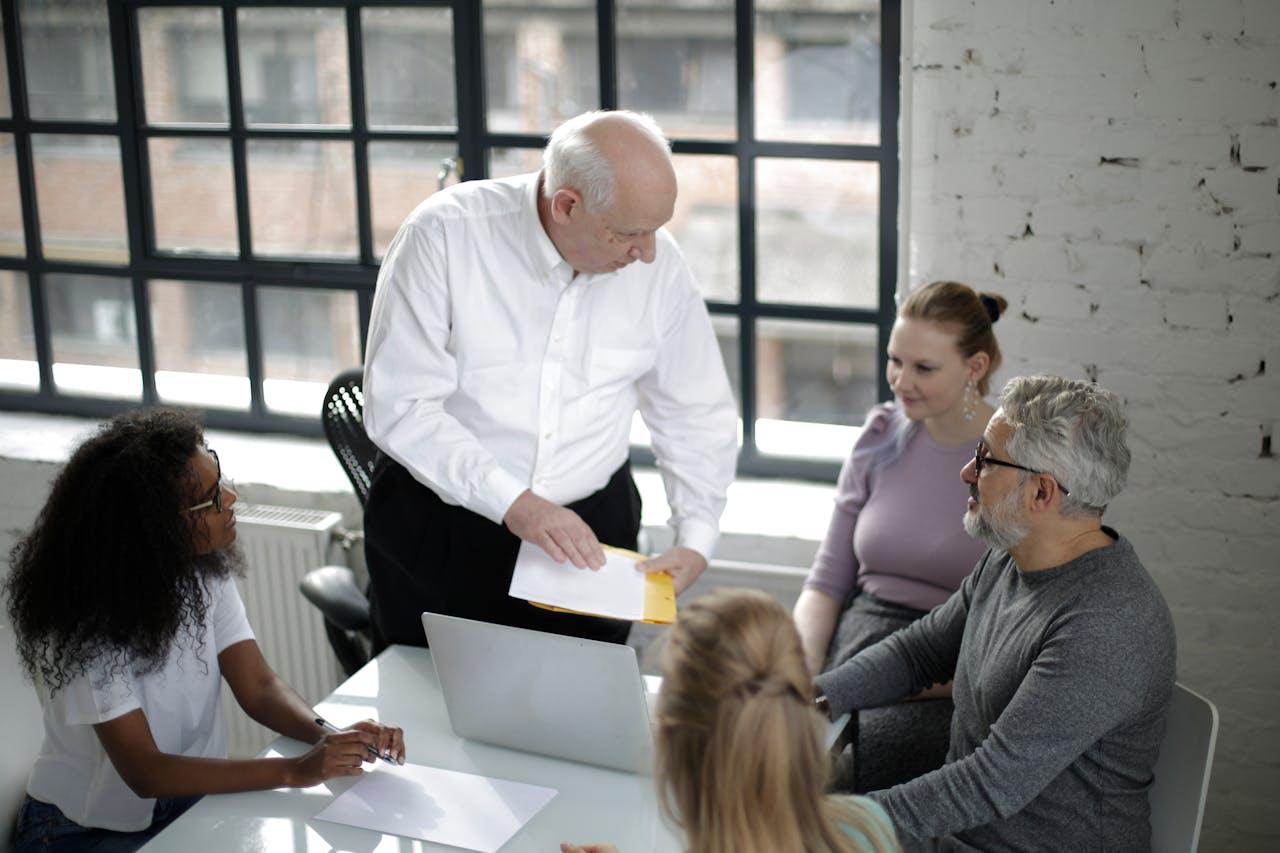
[364,172,738,559]
[26,575,255,831]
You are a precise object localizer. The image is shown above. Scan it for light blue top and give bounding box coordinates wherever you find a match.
[837,795,898,849]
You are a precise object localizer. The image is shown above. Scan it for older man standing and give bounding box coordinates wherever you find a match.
[361,111,738,650]
[815,375,1176,850]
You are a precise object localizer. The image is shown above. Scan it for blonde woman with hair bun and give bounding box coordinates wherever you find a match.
[793,280,1007,793]
[563,589,899,853]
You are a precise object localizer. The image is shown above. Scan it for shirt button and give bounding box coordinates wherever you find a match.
[543,431,552,440]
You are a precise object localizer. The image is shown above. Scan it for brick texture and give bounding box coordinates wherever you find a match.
[907,1,1280,848]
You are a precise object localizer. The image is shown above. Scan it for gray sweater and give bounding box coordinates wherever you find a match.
[814,530,1176,851]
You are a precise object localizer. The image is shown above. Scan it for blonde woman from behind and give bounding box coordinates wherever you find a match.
[563,589,899,853]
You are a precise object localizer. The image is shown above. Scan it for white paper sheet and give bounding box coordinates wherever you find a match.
[507,541,646,620]
[312,762,556,852]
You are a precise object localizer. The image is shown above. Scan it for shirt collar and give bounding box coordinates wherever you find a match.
[523,172,574,284]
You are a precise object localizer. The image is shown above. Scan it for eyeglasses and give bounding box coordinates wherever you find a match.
[973,441,1070,496]
[183,448,231,513]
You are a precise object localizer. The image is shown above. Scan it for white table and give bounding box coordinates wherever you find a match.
[143,645,681,852]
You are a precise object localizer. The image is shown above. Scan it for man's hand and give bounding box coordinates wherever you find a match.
[638,546,708,595]
[504,490,606,569]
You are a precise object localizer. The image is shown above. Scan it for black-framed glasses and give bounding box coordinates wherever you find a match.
[973,441,1070,496]
[183,448,229,513]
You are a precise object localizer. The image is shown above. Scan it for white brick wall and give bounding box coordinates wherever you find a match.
[906,0,1280,847]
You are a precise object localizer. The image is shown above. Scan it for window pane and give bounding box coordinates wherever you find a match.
[0,16,11,117]
[362,6,455,130]
[669,154,737,302]
[258,286,360,416]
[618,0,735,140]
[20,0,115,121]
[483,0,598,135]
[756,319,876,460]
[756,158,878,309]
[247,140,357,259]
[149,137,237,255]
[369,141,458,258]
[488,146,543,180]
[238,7,349,127]
[138,6,229,126]
[32,134,128,264]
[46,272,140,399]
[755,0,880,145]
[0,134,23,256]
[0,271,38,391]
[150,279,248,410]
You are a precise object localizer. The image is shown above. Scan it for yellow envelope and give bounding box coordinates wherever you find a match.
[528,545,677,625]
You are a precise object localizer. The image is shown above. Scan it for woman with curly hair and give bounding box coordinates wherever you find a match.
[5,408,405,853]
[564,588,899,853]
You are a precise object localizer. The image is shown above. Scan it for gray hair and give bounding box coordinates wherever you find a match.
[542,110,671,212]
[999,375,1130,518]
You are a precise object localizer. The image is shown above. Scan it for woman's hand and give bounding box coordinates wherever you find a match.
[560,843,619,853]
[348,718,406,764]
[288,729,383,787]
[793,588,843,675]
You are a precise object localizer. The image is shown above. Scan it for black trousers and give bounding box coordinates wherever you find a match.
[363,455,640,653]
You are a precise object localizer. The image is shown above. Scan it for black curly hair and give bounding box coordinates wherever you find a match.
[5,408,239,691]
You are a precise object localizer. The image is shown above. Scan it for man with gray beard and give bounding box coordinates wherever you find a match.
[814,375,1176,851]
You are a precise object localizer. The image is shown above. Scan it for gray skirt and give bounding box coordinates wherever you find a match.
[824,589,953,793]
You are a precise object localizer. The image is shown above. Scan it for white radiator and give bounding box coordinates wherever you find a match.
[221,503,346,757]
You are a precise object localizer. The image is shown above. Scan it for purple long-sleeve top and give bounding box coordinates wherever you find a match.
[804,403,987,612]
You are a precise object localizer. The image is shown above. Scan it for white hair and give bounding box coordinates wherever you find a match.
[999,375,1131,518]
[542,110,671,212]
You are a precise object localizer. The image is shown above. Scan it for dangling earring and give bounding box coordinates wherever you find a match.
[963,379,978,422]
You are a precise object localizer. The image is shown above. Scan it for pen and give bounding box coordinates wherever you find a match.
[314,716,398,765]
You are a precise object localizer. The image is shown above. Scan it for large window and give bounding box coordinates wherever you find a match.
[0,0,897,479]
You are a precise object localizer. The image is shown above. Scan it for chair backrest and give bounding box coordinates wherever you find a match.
[1149,682,1219,853]
[322,367,379,508]
[1,623,44,851]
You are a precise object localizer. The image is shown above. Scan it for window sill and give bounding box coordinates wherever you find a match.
[0,411,832,565]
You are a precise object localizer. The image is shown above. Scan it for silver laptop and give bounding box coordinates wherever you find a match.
[421,612,656,774]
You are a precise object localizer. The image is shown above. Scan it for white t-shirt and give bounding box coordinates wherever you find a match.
[25,574,255,831]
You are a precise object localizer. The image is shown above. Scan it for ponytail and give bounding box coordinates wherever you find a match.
[654,590,900,852]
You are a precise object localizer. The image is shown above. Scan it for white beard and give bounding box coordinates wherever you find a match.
[963,486,1029,551]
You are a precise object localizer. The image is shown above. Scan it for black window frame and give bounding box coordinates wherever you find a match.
[0,0,899,482]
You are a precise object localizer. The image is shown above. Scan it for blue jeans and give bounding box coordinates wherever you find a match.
[13,794,200,853]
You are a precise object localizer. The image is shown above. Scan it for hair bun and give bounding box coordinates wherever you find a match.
[979,293,1002,323]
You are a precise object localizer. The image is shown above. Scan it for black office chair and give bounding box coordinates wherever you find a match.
[299,368,376,675]
[321,368,379,505]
